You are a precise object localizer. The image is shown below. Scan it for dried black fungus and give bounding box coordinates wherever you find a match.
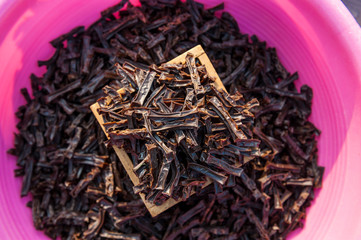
[10,0,323,239]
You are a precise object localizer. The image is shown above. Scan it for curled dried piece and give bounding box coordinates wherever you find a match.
[99,230,141,240]
[83,207,105,239]
[70,167,101,198]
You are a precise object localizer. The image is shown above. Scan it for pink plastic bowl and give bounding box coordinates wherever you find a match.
[1,0,361,239]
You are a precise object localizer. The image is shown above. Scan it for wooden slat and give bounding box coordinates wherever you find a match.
[90,45,225,217]
[90,103,180,216]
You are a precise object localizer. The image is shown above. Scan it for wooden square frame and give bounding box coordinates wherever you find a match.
[90,45,226,216]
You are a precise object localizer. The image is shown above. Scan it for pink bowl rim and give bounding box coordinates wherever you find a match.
[1,0,361,239]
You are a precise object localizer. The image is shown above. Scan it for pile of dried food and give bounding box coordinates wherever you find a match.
[8,0,324,239]
[97,54,261,205]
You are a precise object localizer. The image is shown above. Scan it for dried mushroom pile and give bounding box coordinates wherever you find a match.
[98,54,261,204]
[9,0,324,239]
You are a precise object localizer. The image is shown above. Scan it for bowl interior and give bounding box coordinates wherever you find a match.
[1,0,361,239]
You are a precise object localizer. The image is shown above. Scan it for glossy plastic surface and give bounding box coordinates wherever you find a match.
[1,0,361,239]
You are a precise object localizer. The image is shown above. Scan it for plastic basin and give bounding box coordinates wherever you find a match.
[1,0,361,239]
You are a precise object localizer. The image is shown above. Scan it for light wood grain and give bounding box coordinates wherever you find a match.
[90,104,180,217]
[90,45,225,217]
